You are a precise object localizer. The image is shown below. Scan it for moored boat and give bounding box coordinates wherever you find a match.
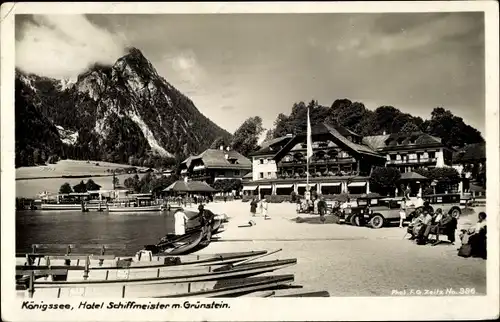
[16,274,295,298]
[17,258,297,282]
[107,193,165,212]
[17,250,269,269]
[17,258,297,288]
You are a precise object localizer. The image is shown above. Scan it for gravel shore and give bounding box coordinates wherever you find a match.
[191,201,487,296]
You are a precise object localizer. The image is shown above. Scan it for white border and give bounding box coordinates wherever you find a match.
[1,2,499,321]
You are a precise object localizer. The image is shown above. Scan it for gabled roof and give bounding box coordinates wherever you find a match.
[400,172,428,180]
[249,135,294,157]
[189,149,252,170]
[453,142,486,163]
[273,123,384,161]
[363,132,445,151]
[323,124,382,157]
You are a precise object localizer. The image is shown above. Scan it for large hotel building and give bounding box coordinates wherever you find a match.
[180,122,481,199]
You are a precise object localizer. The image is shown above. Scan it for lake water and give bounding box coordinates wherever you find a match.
[15,210,199,256]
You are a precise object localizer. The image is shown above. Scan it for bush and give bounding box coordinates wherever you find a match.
[263,195,291,203]
[370,167,401,196]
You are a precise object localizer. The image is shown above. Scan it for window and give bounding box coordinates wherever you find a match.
[428,151,436,159]
[259,172,264,179]
[259,159,264,164]
[267,172,272,178]
[234,170,240,176]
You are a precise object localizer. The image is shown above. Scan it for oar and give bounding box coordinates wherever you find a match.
[230,248,283,267]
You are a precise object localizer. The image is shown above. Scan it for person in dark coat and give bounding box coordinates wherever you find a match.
[318,197,327,223]
[250,198,258,217]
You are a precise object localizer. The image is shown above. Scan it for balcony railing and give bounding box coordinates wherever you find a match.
[280,157,356,166]
[386,158,437,165]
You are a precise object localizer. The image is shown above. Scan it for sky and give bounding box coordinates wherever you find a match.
[15,13,485,137]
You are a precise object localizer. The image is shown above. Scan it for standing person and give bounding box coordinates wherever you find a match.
[296,197,302,213]
[173,208,189,236]
[318,197,327,223]
[262,198,269,219]
[423,201,434,214]
[399,197,407,228]
[259,199,264,214]
[224,195,227,203]
[250,198,258,217]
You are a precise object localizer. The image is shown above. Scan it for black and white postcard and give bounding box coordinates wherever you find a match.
[1,1,499,321]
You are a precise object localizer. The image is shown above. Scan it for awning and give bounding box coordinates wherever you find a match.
[348,182,367,187]
[242,186,258,191]
[259,185,272,189]
[276,184,294,188]
[321,183,341,187]
[297,183,316,187]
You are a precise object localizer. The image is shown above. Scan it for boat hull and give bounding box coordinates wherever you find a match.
[40,204,82,211]
[17,250,269,269]
[21,259,297,288]
[17,274,295,298]
[21,259,297,282]
[108,205,164,212]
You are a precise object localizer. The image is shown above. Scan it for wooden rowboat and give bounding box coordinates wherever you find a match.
[17,274,295,298]
[17,250,269,269]
[17,258,297,286]
[18,258,296,282]
[144,225,208,255]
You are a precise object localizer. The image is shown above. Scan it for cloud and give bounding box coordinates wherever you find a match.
[220,105,234,111]
[16,15,126,79]
[335,13,482,58]
[167,50,204,86]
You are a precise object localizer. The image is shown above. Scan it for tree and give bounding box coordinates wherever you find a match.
[400,121,420,133]
[211,179,242,192]
[369,167,401,196]
[210,136,228,149]
[73,180,87,193]
[85,179,101,191]
[59,182,73,194]
[113,176,120,188]
[230,116,264,156]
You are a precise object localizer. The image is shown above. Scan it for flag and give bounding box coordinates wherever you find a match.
[306,107,313,160]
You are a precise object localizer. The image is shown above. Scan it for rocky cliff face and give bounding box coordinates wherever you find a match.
[15,47,231,167]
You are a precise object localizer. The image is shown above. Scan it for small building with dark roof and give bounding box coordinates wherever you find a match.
[180,147,252,185]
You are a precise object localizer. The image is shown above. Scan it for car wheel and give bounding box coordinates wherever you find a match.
[450,208,461,219]
[370,214,384,229]
[349,215,357,226]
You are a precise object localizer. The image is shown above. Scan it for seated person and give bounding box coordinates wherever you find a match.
[422,209,457,245]
[461,212,487,258]
[415,210,434,244]
[408,209,425,240]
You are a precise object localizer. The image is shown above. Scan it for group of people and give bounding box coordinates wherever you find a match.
[407,202,457,246]
[249,198,270,219]
[406,201,487,259]
[171,204,215,236]
[295,196,329,223]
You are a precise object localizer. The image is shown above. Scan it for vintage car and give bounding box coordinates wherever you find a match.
[421,193,473,219]
[339,197,420,229]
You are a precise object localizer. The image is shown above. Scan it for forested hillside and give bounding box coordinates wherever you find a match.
[265,99,484,148]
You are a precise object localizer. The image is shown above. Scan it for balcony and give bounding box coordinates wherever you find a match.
[386,157,437,165]
[279,157,356,167]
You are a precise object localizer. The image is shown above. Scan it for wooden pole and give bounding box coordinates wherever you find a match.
[83,256,90,280]
[28,270,35,298]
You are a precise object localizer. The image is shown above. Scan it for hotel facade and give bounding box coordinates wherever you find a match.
[242,124,463,199]
[243,123,387,199]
